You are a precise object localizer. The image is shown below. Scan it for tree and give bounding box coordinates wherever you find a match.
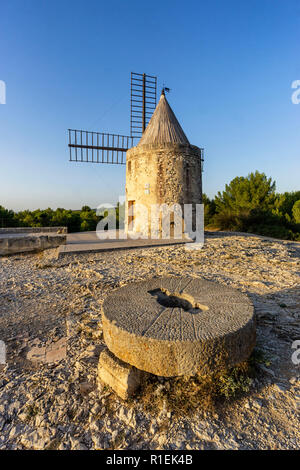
[214,171,276,215]
[80,220,90,231]
[79,208,98,231]
[292,200,300,224]
[202,194,216,226]
[0,205,16,227]
[273,191,300,222]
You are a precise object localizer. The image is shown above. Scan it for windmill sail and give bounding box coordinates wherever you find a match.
[130,73,157,138]
[68,129,134,164]
[67,72,157,164]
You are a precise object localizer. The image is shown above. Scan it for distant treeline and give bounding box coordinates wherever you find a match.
[1,171,300,240]
[0,205,123,233]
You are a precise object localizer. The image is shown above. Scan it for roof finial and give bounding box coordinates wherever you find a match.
[161,86,171,97]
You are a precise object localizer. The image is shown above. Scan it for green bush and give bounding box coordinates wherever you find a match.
[292,200,300,224]
[202,193,216,226]
[273,191,300,220]
[0,205,17,228]
[214,171,276,215]
[208,172,299,241]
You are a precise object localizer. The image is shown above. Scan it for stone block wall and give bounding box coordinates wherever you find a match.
[0,227,67,234]
[125,143,202,237]
[0,233,67,256]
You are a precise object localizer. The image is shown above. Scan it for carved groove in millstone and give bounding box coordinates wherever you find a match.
[148,288,208,313]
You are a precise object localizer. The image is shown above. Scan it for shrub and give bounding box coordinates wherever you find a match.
[209,173,299,240]
[214,171,276,215]
[202,193,216,226]
[135,359,255,416]
[292,200,300,224]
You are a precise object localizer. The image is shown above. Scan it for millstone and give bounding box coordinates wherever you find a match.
[102,277,256,377]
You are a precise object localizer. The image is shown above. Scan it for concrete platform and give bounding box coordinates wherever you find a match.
[59,230,193,256]
[0,228,67,256]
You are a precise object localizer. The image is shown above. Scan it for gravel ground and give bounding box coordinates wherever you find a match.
[0,231,299,450]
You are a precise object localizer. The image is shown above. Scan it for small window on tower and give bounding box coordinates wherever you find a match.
[128,161,131,173]
[186,165,190,189]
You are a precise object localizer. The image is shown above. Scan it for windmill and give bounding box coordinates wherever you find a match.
[67,73,205,239]
[67,72,157,165]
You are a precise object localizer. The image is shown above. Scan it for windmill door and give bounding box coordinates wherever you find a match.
[128,200,135,230]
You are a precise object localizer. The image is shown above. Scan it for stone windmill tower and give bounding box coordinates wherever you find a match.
[125,89,204,238]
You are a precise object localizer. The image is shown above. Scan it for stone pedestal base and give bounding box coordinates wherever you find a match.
[98,349,143,400]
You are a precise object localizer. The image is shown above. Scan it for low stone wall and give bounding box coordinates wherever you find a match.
[0,233,67,256]
[0,227,67,234]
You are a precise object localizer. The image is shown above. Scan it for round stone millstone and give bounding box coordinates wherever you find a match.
[102,277,256,377]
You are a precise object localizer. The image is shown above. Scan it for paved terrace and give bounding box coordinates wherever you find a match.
[59,230,194,256]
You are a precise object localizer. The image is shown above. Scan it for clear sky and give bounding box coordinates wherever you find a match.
[1,0,299,211]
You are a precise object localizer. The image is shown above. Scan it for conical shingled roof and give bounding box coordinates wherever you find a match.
[138,91,190,146]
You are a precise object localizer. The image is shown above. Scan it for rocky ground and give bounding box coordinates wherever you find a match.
[0,231,299,450]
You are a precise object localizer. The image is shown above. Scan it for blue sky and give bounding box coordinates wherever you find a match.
[1,0,299,211]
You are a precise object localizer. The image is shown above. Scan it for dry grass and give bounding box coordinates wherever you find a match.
[133,350,268,417]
